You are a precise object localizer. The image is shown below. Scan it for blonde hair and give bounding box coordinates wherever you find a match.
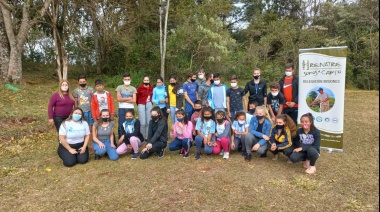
[58,80,74,100]
[255,106,272,124]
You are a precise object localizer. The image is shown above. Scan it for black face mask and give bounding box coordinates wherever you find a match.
[102,117,109,122]
[216,118,224,124]
[203,116,211,120]
[79,83,86,87]
[194,108,202,112]
[210,79,214,84]
[126,118,133,122]
[143,83,150,86]
[276,124,284,129]
[191,79,196,82]
[151,115,159,121]
[170,83,176,86]
[249,108,256,114]
[253,75,260,80]
[256,115,264,120]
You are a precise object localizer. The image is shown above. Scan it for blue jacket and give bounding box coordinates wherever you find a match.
[249,116,272,146]
[152,85,167,109]
[207,84,228,109]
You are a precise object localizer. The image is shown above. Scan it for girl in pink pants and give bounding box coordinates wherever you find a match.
[213,111,231,159]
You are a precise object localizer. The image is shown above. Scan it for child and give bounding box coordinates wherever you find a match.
[268,114,297,160]
[194,106,216,160]
[91,79,115,122]
[140,106,168,159]
[92,109,118,161]
[267,82,286,122]
[74,74,94,127]
[152,76,169,120]
[289,113,321,174]
[207,73,228,113]
[246,101,258,125]
[166,75,184,124]
[213,111,231,159]
[231,112,249,156]
[227,75,246,121]
[198,73,213,107]
[116,110,144,159]
[183,72,198,118]
[168,109,193,158]
[190,100,203,139]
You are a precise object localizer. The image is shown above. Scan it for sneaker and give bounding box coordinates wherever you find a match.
[260,152,267,158]
[223,152,229,159]
[195,152,201,160]
[245,153,252,162]
[183,151,189,158]
[158,149,165,158]
[219,150,224,156]
[131,153,138,159]
[94,154,100,160]
[305,166,316,174]
[179,148,185,155]
[241,151,247,157]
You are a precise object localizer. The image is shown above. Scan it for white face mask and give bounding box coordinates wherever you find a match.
[214,80,220,85]
[230,83,237,88]
[238,120,245,125]
[61,86,68,91]
[198,74,204,80]
[285,71,293,77]
[124,80,131,86]
[271,92,279,96]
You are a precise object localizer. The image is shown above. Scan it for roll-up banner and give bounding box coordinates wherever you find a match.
[298,46,348,152]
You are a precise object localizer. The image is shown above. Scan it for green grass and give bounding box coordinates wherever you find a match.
[0,72,379,211]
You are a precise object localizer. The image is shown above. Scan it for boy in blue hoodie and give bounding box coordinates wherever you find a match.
[207,73,228,113]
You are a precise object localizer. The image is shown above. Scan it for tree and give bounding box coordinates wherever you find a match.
[0,8,9,79]
[0,0,52,83]
[159,0,170,79]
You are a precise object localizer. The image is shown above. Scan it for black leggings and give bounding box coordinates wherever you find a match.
[289,148,320,166]
[53,116,68,132]
[140,142,167,159]
[58,142,89,167]
[270,145,294,157]
[160,107,169,120]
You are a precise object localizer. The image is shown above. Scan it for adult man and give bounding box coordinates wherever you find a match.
[279,63,299,124]
[195,67,206,88]
[244,68,267,108]
[310,87,330,112]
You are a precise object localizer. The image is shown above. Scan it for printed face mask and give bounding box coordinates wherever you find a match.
[302,124,310,129]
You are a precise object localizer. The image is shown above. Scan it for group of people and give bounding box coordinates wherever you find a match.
[48,63,321,174]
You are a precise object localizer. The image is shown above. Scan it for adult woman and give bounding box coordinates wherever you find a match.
[92,109,118,161]
[58,107,90,167]
[48,80,75,132]
[289,113,321,174]
[166,75,184,124]
[136,75,154,140]
[152,77,169,120]
[140,106,168,159]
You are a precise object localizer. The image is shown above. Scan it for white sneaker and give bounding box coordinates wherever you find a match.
[219,150,224,156]
[223,152,229,159]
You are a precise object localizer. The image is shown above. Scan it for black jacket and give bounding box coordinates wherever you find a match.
[147,118,168,144]
[244,80,267,105]
[166,84,184,109]
[119,119,144,144]
[279,76,299,104]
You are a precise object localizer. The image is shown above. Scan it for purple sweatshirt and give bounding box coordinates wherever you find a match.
[48,92,75,119]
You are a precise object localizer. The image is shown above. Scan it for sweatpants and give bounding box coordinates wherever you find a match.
[169,138,192,153]
[58,142,89,167]
[232,135,246,152]
[116,136,142,154]
[138,102,152,139]
[270,145,294,157]
[140,142,167,159]
[92,139,119,161]
[204,137,229,155]
[244,132,268,155]
[290,148,320,166]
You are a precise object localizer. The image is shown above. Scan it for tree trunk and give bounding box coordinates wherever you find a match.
[159,0,163,78]
[161,0,170,80]
[53,23,62,81]
[90,7,101,74]
[0,8,9,80]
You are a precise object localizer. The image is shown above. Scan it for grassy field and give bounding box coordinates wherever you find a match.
[0,71,379,211]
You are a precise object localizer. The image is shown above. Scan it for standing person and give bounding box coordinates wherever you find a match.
[267,82,286,123]
[194,106,216,160]
[140,106,168,159]
[208,73,228,113]
[310,87,330,112]
[244,106,272,162]
[183,72,198,118]
[92,109,118,161]
[190,100,203,139]
[58,107,90,167]
[48,80,75,133]
[168,109,193,158]
[166,75,184,124]
[268,114,297,160]
[198,72,213,107]
[289,113,321,174]
[195,67,206,88]
[279,63,299,124]
[136,76,154,140]
[116,73,137,138]
[152,76,169,120]
[244,68,267,108]
[227,75,246,121]
[213,111,232,159]
[231,112,249,156]
[116,110,144,159]
[91,79,115,122]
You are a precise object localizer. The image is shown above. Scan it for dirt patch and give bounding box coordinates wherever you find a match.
[0,117,37,128]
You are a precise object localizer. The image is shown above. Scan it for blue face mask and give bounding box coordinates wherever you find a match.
[177,118,184,122]
[73,114,82,121]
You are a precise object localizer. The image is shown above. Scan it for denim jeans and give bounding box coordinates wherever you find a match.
[170,106,177,124]
[92,139,119,161]
[169,137,192,152]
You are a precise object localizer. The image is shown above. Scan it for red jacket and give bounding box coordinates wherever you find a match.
[136,83,153,105]
[91,91,115,120]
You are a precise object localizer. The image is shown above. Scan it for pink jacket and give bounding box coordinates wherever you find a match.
[170,121,193,140]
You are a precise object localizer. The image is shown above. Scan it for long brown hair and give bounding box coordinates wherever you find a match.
[276,114,297,137]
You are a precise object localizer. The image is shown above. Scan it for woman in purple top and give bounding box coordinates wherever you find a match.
[48,80,75,133]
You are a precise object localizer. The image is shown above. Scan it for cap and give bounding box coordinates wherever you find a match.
[318,87,323,91]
